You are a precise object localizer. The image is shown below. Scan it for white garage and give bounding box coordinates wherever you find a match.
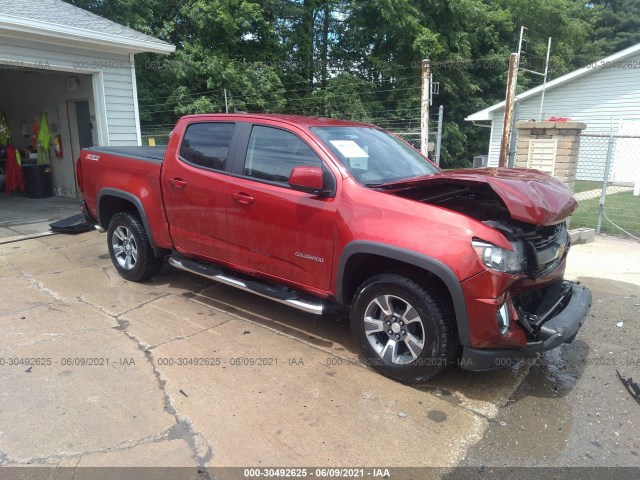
[0,0,174,199]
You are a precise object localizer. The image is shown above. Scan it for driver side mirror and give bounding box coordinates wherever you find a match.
[288,166,326,195]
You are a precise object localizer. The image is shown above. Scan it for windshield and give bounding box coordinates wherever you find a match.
[311,126,439,186]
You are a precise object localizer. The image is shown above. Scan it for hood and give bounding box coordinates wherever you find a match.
[380,168,577,225]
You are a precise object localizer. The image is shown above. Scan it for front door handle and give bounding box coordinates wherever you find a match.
[232,192,255,204]
[169,178,187,188]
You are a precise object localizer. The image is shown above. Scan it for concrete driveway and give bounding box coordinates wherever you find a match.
[0,195,80,243]
[0,232,638,475]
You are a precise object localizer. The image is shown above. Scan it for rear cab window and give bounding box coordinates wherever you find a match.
[179,122,236,171]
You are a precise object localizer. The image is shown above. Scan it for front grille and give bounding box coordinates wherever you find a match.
[521,224,562,249]
[520,223,568,278]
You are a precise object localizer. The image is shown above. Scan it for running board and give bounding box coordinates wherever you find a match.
[168,256,324,315]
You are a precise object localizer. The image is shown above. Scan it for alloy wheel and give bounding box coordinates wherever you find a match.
[111,225,138,270]
[363,294,426,364]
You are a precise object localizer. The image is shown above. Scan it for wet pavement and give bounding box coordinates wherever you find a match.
[0,231,638,472]
[0,231,526,469]
[460,237,640,468]
[0,195,80,243]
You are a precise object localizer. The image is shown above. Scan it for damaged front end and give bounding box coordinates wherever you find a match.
[458,218,591,371]
[461,279,591,372]
[466,218,591,371]
[513,280,591,352]
[382,169,591,371]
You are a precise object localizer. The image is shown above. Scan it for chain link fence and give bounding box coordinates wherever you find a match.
[141,132,172,147]
[506,115,640,240]
[572,120,640,239]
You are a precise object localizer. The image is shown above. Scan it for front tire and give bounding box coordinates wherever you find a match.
[107,212,163,282]
[350,273,458,383]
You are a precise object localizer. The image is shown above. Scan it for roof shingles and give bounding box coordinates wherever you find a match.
[0,0,172,48]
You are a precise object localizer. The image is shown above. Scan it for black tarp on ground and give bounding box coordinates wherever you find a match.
[49,213,93,233]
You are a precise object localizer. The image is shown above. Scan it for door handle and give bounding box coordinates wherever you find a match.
[232,192,255,204]
[169,178,187,188]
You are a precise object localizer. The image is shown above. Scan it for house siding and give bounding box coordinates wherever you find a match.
[0,36,139,146]
[488,114,503,166]
[485,52,640,172]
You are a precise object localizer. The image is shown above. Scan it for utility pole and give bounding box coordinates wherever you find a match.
[224,89,229,113]
[435,105,443,166]
[420,59,430,156]
[538,37,552,121]
[499,53,519,167]
[517,25,525,57]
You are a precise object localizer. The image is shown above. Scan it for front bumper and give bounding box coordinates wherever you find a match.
[460,282,591,372]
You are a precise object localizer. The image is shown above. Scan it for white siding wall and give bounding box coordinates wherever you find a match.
[488,114,503,165]
[486,52,640,167]
[0,36,139,146]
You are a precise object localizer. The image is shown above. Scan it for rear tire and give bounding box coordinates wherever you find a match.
[107,212,163,282]
[350,273,458,383]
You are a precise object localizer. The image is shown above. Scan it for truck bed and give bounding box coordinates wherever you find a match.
[79,144,173,250]
[88,146,167,163]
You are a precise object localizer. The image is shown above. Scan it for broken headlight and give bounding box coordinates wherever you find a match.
[472,239,526,274]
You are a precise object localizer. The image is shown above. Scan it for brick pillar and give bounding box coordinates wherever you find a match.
[514,121,587,192]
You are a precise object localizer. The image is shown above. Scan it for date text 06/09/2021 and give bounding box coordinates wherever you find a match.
[242,468,391,478]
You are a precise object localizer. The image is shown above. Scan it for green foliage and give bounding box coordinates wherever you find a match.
[66,0,156,33]
[67,0,640,167]
[589,0,640,57]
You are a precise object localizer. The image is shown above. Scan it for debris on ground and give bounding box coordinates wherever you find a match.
[616,370,640,404]
[49,213,93,233]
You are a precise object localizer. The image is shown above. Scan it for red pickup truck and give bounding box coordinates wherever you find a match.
[77,114,590,382]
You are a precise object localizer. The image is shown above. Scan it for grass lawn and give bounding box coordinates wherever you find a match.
[573,180,602,194]
[571,190,640,236]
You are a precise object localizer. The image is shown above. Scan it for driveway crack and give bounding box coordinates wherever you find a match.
[79,296,214,470]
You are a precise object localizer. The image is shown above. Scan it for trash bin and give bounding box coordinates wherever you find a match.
[21,164,53,199]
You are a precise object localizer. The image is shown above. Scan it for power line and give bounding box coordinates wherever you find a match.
[138,72,422,106]
[140,85,422,115]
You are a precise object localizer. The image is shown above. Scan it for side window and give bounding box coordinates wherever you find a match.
[179,122,235,171]
[244,126,322,183]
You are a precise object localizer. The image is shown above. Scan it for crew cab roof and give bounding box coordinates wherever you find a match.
[178,113,374,128]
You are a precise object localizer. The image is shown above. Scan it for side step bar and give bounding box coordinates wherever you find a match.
[168,256,325,315]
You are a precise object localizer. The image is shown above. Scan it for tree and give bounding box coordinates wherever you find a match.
[137,1,289,126]
[65,0,639,166]
[589,0,640,58]
[66,0,156,33]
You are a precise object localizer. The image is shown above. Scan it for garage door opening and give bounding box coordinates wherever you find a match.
[0,68,99,238]
[0,67,97,199]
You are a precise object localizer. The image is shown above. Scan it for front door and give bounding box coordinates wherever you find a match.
[162,121,238,262]
[68,100,94,198]
[75,101,93,149]
[226,124,337,291]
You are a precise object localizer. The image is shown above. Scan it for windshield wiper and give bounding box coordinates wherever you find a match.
[364,173,435,189]
[363,182,388,188]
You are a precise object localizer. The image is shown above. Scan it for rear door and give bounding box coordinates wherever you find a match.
[162,121,239,262]
[226,123,337,291]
